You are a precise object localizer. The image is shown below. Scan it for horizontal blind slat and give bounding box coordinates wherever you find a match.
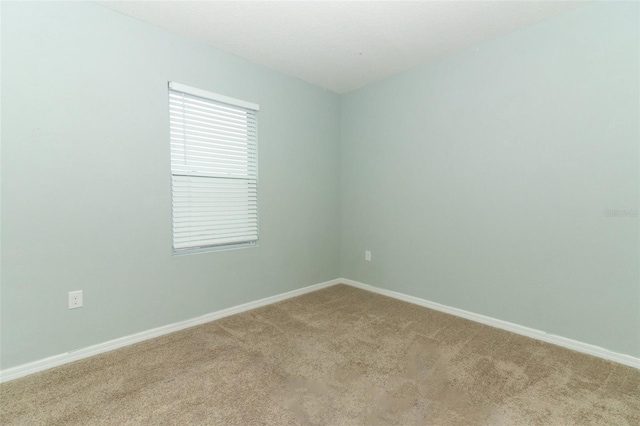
[170,132,252,151]
[173,235,257,250]
[170,116,250,134]
[175,230,258,243]
[170,94,251,118]
[171,145,251,161]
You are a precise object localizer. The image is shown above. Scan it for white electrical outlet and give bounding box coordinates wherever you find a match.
[68,290,83,309]
[365,250,372,261]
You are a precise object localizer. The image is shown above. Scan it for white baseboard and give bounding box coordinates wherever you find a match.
[2,277,637,383]
[341,278,640,370]
[0,278,341,383]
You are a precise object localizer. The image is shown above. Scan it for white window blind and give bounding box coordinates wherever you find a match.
[169,82,259,253]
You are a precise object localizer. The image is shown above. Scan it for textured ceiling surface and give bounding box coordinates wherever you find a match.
[98,1,587,94]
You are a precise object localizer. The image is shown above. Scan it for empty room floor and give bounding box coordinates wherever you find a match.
[1,284,638,425]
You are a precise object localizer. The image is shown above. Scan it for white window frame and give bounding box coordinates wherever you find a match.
[169,82,259,254]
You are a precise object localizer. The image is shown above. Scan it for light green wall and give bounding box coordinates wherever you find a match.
[2,1,639,370]
[0,2,341,369]
[341,2,639,357]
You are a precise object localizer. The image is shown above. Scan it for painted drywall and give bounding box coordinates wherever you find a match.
[0,2,341,369]
[341,1,640,357]
[2,0,638,371]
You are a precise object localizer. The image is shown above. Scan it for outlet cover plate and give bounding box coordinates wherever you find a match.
[68,290,83,309]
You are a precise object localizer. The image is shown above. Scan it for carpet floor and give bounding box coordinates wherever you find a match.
[1,284,639,425]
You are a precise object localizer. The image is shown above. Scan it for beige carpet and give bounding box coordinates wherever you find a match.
[1,284,639,425]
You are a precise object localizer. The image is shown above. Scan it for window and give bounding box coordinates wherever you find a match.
[169,82,259,254]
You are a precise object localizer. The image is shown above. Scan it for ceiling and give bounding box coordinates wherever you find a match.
[98,1,587,94]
